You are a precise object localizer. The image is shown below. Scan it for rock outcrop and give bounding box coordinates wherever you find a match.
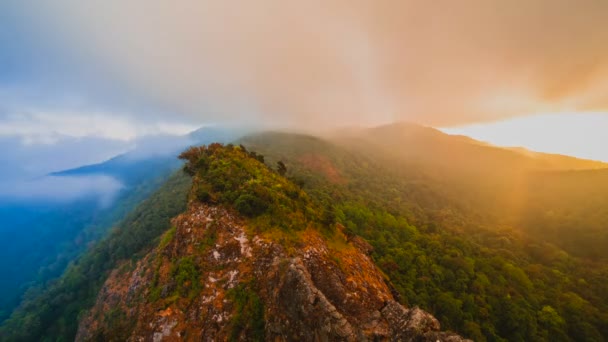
[76,145,469,341]
[76,203,469,341]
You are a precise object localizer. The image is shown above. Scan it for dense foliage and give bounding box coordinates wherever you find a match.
[517,170,608,259]
[242,131,608,341]
[179,143,328,234]
[0,172,191,341]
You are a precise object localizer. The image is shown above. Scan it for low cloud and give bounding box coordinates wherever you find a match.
[0,135,129,177]
[0,175,124,206]
[0,109,198,143]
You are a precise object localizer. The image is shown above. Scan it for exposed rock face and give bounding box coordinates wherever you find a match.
[76,203,469,341]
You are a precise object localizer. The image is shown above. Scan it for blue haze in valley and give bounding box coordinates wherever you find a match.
[0,3,250,319]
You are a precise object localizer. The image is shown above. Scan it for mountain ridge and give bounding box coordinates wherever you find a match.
[76,143,467,341]
[333,122,608,171]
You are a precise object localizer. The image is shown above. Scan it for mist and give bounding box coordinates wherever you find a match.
[0,135,129,177]
[6,0,602,130]
[0,175,123,206]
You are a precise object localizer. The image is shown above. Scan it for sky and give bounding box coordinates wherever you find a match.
[442,113,608,162]
[2,1,608,162]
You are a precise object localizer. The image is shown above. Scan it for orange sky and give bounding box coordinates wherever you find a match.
[23,0,608,129]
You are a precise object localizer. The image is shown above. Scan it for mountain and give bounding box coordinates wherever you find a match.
[239,127,608,340]
[327,123,608,258]
[50,125,251,185]
[3,123,608,341]
[75,145,466,341]
[50,153,180,185]
[0,126,248,323]
[337,122,607,172]
[331,123,607,211]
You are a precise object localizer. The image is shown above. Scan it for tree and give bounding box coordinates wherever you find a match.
[277,161,287,176]
[178,146,206,175]
[234,194,268,217]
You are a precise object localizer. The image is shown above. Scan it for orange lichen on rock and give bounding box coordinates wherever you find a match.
[77,203,467,341]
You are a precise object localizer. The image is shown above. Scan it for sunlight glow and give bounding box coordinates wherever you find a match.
[441,112,608,162]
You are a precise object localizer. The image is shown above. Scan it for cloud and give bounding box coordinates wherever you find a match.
[0,123,196,206]
[7,0,605,129]
[0,175,123,206]
[0,109,198,142]
[0,134,129,177]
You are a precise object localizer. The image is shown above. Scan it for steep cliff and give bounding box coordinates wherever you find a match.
[76,144,467,341]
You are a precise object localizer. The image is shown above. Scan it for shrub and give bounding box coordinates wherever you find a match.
[234,194,268,217]
[196,188,211,203]
[171,257,200,298]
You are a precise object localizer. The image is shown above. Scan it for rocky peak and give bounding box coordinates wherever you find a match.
[76,144,468,341]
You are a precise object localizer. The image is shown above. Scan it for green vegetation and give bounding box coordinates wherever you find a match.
[226,283,265,342]
[171,256,201,299]
[0,171,191,341]
[178,143,330,234]
[159,226,177,249]
[199,223,218,252]
[148,256,164,303]
[517,169,608,259]
[242,130,608,341]
[91,307,134,342]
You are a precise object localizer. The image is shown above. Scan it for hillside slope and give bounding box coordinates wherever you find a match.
[0,172,192,340]
[240,129,608,341]
[76,144,466,341]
